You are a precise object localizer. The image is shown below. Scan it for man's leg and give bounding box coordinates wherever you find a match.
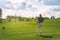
[40,26,42,35]
[36,26,39,36]
[39,23,42,36]
[36,23,40,36]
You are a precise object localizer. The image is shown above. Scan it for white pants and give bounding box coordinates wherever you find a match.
[36,23,43,35]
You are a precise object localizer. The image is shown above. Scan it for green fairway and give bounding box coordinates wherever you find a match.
[0,19,60,40]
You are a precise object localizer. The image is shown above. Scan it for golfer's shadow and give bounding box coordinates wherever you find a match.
[40,35,53,38]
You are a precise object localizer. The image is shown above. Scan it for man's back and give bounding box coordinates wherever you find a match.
[38,17,44,23]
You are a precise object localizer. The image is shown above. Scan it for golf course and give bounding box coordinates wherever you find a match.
[0,18,60,40]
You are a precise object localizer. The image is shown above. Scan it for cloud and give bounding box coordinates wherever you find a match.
[0,0,27,10]
[1,0,60,18]
[17,2,27,10]
[52,7,60,11]
[0,0,42,10]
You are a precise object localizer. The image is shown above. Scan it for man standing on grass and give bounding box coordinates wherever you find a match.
[36,14,44,36]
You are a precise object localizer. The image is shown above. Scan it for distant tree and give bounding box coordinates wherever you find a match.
[0,8,2,23]
[31,17,34,20]
[15,14,16,22]
[44,17,49,19]
[35,17,38,20]
[57,18,60,19]
[7,16,11,22]
[19,17,24,21]
[19,16,21,21]
[25,18,30,21]
[51,16,55,19]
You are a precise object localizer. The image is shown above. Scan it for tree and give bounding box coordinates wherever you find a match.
[0,8,2,23]
[35,16,38,20]
[25,18,30,21]
[44,17,49,19]
[15,14,16,22]
[7,16,11,22]
[51,16,55,19]
[19,16,22,21]
[19,17,24,21]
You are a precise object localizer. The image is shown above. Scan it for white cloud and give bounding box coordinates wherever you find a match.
[2,9,20,18]
[1,0,60,18]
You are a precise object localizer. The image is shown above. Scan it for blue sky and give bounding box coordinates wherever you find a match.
[0,0,60,18]
[45,0,60,5]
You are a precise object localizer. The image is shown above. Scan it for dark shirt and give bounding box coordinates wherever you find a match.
[38,17,44,23]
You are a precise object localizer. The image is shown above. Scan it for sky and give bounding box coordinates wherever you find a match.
[0,0,60,18]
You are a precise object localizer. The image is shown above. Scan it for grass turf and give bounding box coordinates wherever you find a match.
[0,19,60,40]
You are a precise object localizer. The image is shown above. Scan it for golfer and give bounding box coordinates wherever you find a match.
[36,14,44,36]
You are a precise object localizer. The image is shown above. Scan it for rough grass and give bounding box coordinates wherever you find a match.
[0,19,60,40]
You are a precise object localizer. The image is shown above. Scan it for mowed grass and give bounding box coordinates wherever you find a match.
[0,19,60,40]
